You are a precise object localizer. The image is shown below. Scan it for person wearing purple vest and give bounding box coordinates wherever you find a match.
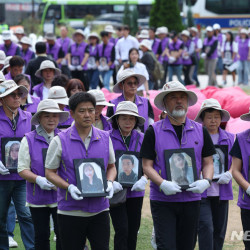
[67,29,90,91]
[45,92,116,250]
[236,28,250,86]
[230,107,250,250]
[181,30,196,86]
[104,25,116,44]
[14,74,40,114]
[194,98,234,250]
[0,30,21,56]
[106,69,154,133]
[33,60,61,100]
[0,80,35,250]
[140,81,215,250]
[108,101,147,250]
[98,31,116,91]
[4,55,24,80]
[88,89,114,131]
[201,26,218,86]
[18,99,69,250]
[164,31,184,84]
[20,36,35,68]
[149,27,161,55]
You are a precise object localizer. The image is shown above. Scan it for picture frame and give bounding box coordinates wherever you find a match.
[1,137,22,173]
[164,148,198,190]
[115,150,142,188]
[74,158,107,198]
[212,145,228,181]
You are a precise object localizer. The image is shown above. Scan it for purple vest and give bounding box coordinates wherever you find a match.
[217,33,224,47]
[110,94,149,133]
[203,36,218,59]
[0,42,19,56]
[202,128,234,200]
[159,37,169,63]
[57,125,110,213]
[0,107,32,181]
[168,39,183,65]
[151,117,204,202]
[192,36,200,59]
[57,37,72,56]
[46,42,61,61]
[5,72,31,83]
[109,37,116,44]
[100,114,112,131]
[24,95,40,114]
[70,42,88,70]
[21,48,35,66]
[110,129,144,198]
[182,39,193,65]
[25,129,60,205]
[237,129,250,209]
[97,42,115,69]
[32,82,44,100]
[238,38,249,61]
[152,38,161,55]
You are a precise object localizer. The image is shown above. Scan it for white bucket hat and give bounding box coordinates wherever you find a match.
[2,30,11,41]
[20,36,32,46]
[195,98,230,123]
[213,23,221,30]
[73,29,85,38]
[48,86,69,106]
[3,56,12,70]
[139,29,149,39]
[45,32,56,41]
[35,60,61,78]
[139,39,152,51]
[88,89,114,107]
[0,50,6,65]
[181,30,190,37]
[113,69,146,93]
[31,99,69,125]
[87,32,99,40]
[0,72,6,82]
[206,26,213,32]
[240,28,248,35]
[240,108,250,121]
[15,27,24,34]
[155,26,168,35]
[190,27,198,33]
[108,101,145,126]
[154,81,198,111]
[105,25,115,33]
[0,80,28,98]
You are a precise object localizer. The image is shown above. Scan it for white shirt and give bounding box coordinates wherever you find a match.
[115,35,139,61]
[33,85,50,100]
[221,41,238,53]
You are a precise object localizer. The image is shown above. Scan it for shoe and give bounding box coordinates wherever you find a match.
[9,237,18,248]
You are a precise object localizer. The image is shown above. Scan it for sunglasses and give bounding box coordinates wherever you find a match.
[9,92,23,98]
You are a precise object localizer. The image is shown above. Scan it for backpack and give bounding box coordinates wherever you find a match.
[148,51,165,81]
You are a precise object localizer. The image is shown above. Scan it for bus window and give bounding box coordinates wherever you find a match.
[65,5,88,18]
[45,5,61,20]
[185,0,198,6]
[38,3,46,19]
[137,5,152,18]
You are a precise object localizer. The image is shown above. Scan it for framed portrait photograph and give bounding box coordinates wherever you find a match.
[74,158,107,198]
[115,151,142,188]
[164,148,198,190]
[212,145,228,181]
[1,137,22,173]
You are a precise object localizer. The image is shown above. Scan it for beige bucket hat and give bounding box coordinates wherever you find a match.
[48,86,69,106]
[138,29,149,39]
[113,69,146,93]
[73,29,85,38]
[181,30,190,37]
[15,27,24,35]
[139,39,152,51]
[87,32,99,40]
[155,26,168,35]
[240,108,250,121]
[108,101,145,126]
[0,80,28,98]
[20,36,32,46]
[88,89,114,107]
[195,98,230,123]
[35,60,61,78]
[0,50,6,65]
[31,99,69,125]
[3,56,12,70]
[104,25,115,33]
[2,30,12,41]
[154,81,198,111]
[45,32,56,41]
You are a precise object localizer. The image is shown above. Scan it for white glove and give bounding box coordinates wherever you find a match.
[76,65,83,71]
[217,171,232,184]
[187,179,210,193]
[36,176,55,190]
[68,64,76,71]
[106,181,114,199]
[131,176,148,192]
[113,181,123,194]
[68,184,83,200]
[169,56,176,64]
[160,180,182,196]
[201,53,206,59]
[0,161,10,175]
[246,186,250,196]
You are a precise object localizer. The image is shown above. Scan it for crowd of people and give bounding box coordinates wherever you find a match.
[0,23,249,250]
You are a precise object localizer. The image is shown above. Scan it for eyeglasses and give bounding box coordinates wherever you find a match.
[9,92,23,98]
[125,81,139,87]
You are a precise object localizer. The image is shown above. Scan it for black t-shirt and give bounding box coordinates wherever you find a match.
[229,137,242,160]
[140,124,215,160]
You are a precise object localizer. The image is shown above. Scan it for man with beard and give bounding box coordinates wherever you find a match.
[140,81,215,250]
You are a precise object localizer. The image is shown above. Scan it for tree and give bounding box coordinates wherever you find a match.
[130,7,138,35]
[149,0,161,27]
[187,0,194,27]
[123,1,131,27]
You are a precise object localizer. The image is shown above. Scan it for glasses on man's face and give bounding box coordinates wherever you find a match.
[125,81,139,87]
[9,92,23,98]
